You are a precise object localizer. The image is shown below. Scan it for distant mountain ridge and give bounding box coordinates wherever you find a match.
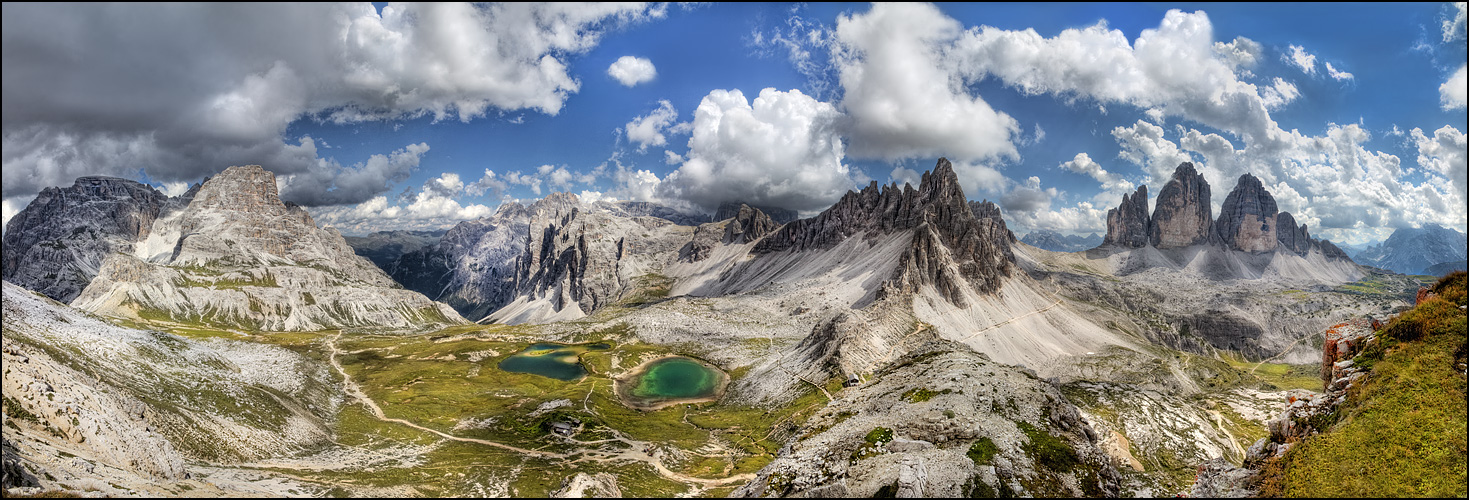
[1352,224,1467,275]
[1019,229,1102,252]
[3,166,465,331]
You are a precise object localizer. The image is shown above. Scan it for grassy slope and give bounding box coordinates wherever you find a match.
[1265,271,1467,497]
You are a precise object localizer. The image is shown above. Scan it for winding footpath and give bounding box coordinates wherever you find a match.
[323,332,755,487]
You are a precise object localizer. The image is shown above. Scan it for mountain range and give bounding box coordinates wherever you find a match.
[1018,230,1102,252]
[1,159,1440,497]
[1350,224,1467,276]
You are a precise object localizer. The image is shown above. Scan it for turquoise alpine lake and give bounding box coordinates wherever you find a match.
[618,356,727,409]
[496,342,611,381]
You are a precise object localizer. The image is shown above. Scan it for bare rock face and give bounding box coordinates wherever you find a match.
[1104,185,1150,248]
[497,192,691,322]
[1148,163,1213,249]
[1216,174,1278,253]
[1275,211,1308,254]
[756,158,1015,307]
[715,201,798,225]
[677,220,726,263]
[67,165,465,330]
[733,340,1119,498]
[722,204,778,244]
[1,177,174,303]
[1275,212,1354,261]
[388,203,532,321]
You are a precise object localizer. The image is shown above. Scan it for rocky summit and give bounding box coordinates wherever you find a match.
[1,177,180,303]
[757,158,1015,305]
[61,165,465,331]
[721,204,779,244]
[1099,163,1354,271]
[1104,185,1149,248]
[1216,173,1279,253]
[1148,162,1213,249]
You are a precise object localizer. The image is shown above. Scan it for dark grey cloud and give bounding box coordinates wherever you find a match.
[1,2,664,205]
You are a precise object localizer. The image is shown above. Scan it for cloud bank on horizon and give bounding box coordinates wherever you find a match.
[1,2,1465,246]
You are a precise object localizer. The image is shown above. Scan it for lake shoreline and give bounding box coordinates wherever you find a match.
[614,355,730,411]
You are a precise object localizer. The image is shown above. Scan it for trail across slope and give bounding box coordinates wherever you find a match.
[323,332,755,487]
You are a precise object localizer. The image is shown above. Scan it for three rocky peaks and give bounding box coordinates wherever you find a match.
[1104,162,1347,259]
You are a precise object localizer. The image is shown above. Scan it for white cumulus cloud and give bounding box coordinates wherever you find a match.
[1285,44,1317,74]
[624,100,690,152]
[657,88,856,212]
[831,2,1021,164]
[1442,64,1468,110]
[607,55,657,87]
[0,3,665,204]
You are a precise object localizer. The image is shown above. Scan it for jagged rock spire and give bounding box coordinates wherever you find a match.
[1149,162,1213,249]
[1104,185,1150,248]
[1216,173,1278,253]
[754,158,1014,306]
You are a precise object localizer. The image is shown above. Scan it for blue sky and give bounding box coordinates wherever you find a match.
[2,3,1465,245]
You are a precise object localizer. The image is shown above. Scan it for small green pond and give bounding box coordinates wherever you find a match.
[619,356,726,408]
[497,342,610,381]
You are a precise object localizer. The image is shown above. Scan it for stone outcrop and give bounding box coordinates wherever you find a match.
[732,340,1119,498]
[1148,163,1213,249]
[677,220,725,263]
[1104,185,1149,248]
[1275,211,1351,260]
[1274,212,1308,254]
[1216,174,1278,253]
[722,204,778,244]
[1,177,177,303]
[60,165,465,330]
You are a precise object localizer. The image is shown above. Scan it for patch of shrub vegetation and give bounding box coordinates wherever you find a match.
[1016,421,1079,472]
[851,426,894,462]
[967,437,999,465]
[1272,270,1467,497]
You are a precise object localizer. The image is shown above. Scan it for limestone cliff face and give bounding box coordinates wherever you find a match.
[715,201,798,225]
[1104,186,1150,248]
[171,165,392,285]
[755,158,1015,307]
[1148,163,1213,249]
[496,193,691,321]
[387,203,532,321]
[722,204,778,244]
[1216,174,1279,253]
[1,177,175,303]
[66,165,465,331]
